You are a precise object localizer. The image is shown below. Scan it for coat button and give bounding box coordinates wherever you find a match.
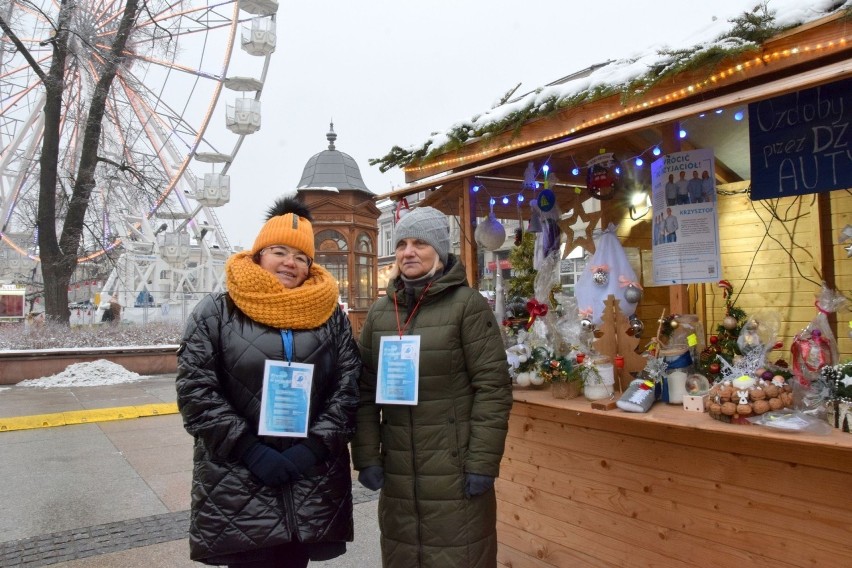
[451,451,458,457]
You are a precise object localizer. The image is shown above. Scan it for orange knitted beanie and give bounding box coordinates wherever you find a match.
[252,200,315,258]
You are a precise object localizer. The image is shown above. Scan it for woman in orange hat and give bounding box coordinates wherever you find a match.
[176,197,360,567]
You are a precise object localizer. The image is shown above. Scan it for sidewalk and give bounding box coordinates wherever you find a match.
[0,375,380,567]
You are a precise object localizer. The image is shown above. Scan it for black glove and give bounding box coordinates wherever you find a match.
[464,473,495,498]
[358,466,385,491]
[279,443,320,481]
[242,443,295,487]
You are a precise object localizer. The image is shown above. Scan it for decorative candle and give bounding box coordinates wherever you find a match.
[667,370,688,404]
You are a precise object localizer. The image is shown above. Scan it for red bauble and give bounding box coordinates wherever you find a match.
[709,362,721,374]
[709,335,718,345]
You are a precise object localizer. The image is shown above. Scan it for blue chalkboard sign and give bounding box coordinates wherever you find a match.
[748,77,851,200]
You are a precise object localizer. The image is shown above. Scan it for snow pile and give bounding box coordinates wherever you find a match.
[17,360,146,388]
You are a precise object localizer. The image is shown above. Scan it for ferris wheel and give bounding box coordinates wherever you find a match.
[0,0,277,316]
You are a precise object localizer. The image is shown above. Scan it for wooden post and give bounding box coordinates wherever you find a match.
[813,192,837,341]
[459,177,478,287]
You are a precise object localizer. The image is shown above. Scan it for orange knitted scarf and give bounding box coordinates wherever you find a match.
[225,251,339,329]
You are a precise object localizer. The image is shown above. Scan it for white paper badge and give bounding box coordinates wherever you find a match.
[258,360,315,437]
[376,335,420,405]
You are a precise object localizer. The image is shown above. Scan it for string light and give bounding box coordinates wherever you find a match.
[403,36,848,176]
[652,147,661,156]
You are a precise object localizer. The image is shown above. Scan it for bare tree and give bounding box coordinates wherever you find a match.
[0,0,142,323]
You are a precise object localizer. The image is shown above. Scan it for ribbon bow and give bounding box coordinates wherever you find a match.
[718,279,733,299]
[618,276,643,289]
[525,299,549,330]
[579,307,593,319]
[590,263,609,274]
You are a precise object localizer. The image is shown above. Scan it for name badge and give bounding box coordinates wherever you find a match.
[377,335,420,405]
[258,360,315,437]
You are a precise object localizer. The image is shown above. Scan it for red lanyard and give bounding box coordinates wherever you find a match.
[393,282,432,338]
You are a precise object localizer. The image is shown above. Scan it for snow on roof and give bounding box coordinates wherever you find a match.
[373,0,850,172]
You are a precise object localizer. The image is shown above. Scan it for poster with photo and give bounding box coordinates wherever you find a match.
[650,148,721,285]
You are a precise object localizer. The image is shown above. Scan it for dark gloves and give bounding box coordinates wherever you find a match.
[464,473,495,498]
[358,466,385,491]
[280,443,320,479]
[242,442,321,487]
[242,443,295,487]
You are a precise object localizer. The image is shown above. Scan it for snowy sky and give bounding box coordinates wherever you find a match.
[214,0,838,249]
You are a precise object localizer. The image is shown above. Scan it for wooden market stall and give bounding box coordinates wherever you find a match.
[373,7,852,567]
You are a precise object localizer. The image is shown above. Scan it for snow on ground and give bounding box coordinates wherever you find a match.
[16,360,147,388]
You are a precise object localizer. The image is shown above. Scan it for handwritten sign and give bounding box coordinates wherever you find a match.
[748,77,851,200]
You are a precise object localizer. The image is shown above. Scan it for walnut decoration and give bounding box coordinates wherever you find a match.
[708,376,793,424]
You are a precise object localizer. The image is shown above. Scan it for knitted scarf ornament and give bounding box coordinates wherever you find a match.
[225,251,339,329]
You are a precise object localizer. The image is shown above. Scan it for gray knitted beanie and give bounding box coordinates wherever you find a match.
[394,206,450,265]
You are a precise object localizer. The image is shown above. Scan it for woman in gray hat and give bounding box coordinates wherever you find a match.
[351,206,513,568]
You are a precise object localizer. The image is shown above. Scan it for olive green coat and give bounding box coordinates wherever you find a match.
[352,257,513,568]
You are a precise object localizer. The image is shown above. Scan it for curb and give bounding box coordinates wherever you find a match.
[0,402,179,432]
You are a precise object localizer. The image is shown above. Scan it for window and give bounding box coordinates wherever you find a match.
[382,224,393,256]
[353,233,375,308]
[315,230,348,252]
[356,233,372,253]
[315,230,349,303]
[560,257,588,296]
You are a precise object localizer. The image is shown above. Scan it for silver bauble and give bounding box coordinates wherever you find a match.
[723,315,738,330]
[580,317,595,331]
[624,284,643,304]
[592,269,609,286]
[628,315,644,337]
[474,212,506,251]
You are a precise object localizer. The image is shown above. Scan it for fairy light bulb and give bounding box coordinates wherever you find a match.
[472,184,480,193]
[679,129,687,139]
[635,158,644,167]
[571,167,579,176]
[652,147,661,156]
[502,196,510,205]
[517,194,525,203]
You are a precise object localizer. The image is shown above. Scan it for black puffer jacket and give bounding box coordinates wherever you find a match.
[176,293,360,563]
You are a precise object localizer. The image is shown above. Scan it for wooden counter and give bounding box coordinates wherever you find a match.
[496,388,852,568]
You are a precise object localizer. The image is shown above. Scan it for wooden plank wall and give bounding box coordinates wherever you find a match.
[609,188,851,360]
[496,398,852,567]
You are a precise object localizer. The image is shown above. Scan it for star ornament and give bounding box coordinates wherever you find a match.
[559,198,602,255]
[841,374,852,388]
